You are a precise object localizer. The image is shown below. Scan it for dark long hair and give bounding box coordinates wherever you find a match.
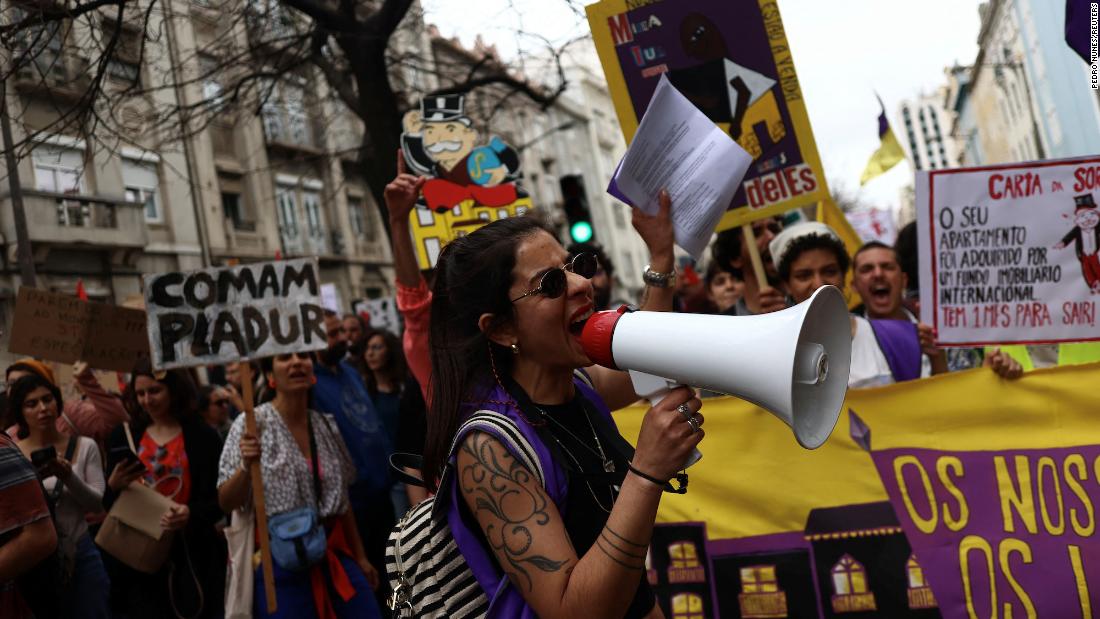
[363,329,407,396]
[126,357,200,426]
[423,216,553,482]
[8,374,64,440]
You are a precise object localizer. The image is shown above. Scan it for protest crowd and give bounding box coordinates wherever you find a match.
[4,150,1097,619]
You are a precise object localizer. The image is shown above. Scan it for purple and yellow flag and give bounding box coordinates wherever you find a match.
[860,96,906,185]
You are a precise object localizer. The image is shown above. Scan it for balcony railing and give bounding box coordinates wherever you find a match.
[0,190,149,249]
[13,50,92,100]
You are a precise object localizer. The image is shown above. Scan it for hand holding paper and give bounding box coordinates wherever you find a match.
[609,75,753,259]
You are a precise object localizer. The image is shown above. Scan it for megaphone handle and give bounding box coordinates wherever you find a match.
[629,371,703,469]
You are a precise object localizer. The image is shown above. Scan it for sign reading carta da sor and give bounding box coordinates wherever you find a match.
[143,258,327,370]
[916,155,1100,347]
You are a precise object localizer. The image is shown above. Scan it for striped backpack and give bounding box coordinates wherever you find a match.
[385,410,546,618]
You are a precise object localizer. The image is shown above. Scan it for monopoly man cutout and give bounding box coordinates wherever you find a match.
[1054,193,1100,293]
[400,93,523,212]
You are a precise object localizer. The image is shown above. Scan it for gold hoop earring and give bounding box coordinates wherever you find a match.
[511,343,519,355]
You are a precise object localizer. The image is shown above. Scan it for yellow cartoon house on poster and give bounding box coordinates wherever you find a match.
[401,93,534,269]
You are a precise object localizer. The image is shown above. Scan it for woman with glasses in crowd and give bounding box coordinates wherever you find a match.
[415,179,704,617]
[218,352,382,619]
[358,328,410,514]
[103,360,226,618]
[9,373,109,618]
[198,384,233,440]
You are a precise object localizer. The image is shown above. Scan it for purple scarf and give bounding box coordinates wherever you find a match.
[445,375,614,618]
[868,319,922,382]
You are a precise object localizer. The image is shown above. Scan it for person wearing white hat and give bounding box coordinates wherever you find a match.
[769,222,1022,386]
[769,222,925,388]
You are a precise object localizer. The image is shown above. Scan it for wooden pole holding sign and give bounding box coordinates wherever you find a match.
[240,362,277,613]
[740,224,771,292]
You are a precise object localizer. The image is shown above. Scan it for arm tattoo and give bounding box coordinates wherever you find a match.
[460,432,569,592]
[595,525,648,571]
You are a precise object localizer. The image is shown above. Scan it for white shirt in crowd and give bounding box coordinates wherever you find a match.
[42,437,105,560]
[218,402,356,519]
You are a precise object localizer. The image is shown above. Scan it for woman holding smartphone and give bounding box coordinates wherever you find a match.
[103,359,225,618]
[9,373,109,619]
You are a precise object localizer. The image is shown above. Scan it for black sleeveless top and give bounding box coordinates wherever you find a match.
[457,380,658,616]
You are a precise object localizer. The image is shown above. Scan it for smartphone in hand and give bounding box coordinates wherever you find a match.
[109,445,143,468]
[30,445,57,468]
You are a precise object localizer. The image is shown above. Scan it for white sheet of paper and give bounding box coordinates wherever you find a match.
[609,75,753,259]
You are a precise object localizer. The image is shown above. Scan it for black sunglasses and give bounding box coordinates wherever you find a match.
[511,253,599,303]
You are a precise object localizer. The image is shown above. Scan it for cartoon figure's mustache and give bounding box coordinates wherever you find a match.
[427,140,464,154]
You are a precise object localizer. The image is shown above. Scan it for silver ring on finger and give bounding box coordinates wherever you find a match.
[677,403,692,421]
[687,415,700,433]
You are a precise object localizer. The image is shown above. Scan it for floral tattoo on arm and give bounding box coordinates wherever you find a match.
[460,432,570,592]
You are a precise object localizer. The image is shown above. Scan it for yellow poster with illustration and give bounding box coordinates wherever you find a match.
[400,93,535,268]
[587,0,830,229]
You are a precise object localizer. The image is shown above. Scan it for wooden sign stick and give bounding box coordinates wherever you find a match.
[240,362,277,613]
[741,224,771,291]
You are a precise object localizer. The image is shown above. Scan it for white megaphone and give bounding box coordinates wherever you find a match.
[580,285,852,467]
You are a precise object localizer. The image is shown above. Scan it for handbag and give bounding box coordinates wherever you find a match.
[267,413,326,572]
[224,508,256,619]
[95,424,175,574]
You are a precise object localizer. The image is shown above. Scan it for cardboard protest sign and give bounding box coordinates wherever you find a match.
[587,0,830,230]
[916,157,1100,347]
[400,93,534,268]
[8,287,149,372]
[353,297,402,336]
[611,363,1100,618]
[320,283,344,314]
[143,258,327,370]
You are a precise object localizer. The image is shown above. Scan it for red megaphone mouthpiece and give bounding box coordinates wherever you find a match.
[579,306,631,370]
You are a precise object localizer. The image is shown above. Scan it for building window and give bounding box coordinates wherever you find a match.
[302,190,323,238]
[831,554,877,613]
[13,7,64,81]
[667,541,705,584]
[668,542,699,568]
[739,565,788,618]
[122,158,160,222]
[275,185,300,237]
[284,84,312,146]
[670,593,704,619]
[103,23,142,86]
[222,192,243,228]
[261,80,313,147]
[32,143,84,194]
[200,54,223,104]
[348,197,369,239]
[261,82,284,142]
[906,555,937,609]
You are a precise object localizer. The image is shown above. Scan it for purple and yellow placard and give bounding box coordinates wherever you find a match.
[611,363,1100,618]
[871,444,1097,618]
[586,0,830,230]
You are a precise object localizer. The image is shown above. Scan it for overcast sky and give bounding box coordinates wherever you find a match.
[421,0,985,214]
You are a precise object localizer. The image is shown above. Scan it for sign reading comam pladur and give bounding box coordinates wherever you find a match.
[916,156,1100,347]
[143,258,327,370]
[586,0,830,229]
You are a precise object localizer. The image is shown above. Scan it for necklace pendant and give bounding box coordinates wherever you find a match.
[603,458,616,473]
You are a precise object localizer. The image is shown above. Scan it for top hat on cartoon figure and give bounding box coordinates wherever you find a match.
[1075,193,1098,211]
[417,94,479,176]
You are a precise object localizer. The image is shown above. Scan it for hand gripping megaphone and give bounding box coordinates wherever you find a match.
[580,285,852,466]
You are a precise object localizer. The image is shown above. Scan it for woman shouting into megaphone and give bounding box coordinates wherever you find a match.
[419,192,702,619]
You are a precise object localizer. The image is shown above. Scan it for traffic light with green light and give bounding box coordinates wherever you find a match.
[559,175,594,244]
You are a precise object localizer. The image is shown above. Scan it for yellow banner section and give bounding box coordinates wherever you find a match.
[610,362,1100,541]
